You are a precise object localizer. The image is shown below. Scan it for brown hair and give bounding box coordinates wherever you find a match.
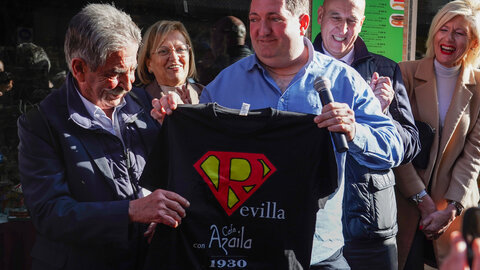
[137,20,197,85]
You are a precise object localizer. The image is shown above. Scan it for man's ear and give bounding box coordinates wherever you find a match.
[299,14,310,36]
[317,6,324,25]
[360,15,366,27]
[71,58,88,83]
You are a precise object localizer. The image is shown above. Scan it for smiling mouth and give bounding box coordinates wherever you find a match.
[440,45,456,54]
[333,35,346,42]
[257,38,275,44]
[109,87,127,96]
[168,64,183,70]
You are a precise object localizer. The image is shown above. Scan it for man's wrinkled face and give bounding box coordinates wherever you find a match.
[318,0,365,59]
[81,44,138,110]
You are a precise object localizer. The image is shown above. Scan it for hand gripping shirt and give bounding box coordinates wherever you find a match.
[140,103,338,269]
[199,38,404,264]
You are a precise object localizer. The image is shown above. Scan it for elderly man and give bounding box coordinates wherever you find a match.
[17,4,189,270]
[313,0,420,269]
[155,0,404,269]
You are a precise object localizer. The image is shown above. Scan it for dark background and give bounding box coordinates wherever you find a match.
[0,0,252,77]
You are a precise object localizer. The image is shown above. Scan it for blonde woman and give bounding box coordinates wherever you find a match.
[394,0,480,268]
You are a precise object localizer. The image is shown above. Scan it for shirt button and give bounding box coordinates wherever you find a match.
[280,98,284,102]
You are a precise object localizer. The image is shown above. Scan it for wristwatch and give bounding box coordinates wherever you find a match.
[410,189,428,205]
[448,200,464,217]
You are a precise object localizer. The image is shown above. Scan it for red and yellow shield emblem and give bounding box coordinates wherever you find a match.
[194,151,276,216]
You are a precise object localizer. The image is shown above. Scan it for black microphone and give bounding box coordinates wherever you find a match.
[314,77,349,153]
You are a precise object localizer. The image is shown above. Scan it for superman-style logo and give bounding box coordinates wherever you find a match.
[194,151,276,216]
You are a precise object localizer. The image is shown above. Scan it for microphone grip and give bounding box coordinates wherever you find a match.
[331,130,349,153]
[318,89,349,153]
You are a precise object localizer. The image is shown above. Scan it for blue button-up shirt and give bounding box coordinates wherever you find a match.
[200,38,403,264]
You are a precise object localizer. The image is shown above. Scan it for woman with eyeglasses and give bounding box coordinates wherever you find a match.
[137,20,203,104]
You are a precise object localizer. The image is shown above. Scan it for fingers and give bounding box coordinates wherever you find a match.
[144,222,157,244]
[369,72,379,90]
[150,108,165,124]
[144,222,157,236]
[151,189,190,228]
[420,215,433,233]
[421,208,455,240]
[376,76,392,87]
[160,95,176,115]
[128,189,190,229]
[150,92,184,123]
[371,77,394,111]
[314,103,354,125]
[176,85,191,104]
[314,102,356,140]
[164,190,191,209]
[154,92,183,116]
[157,207,183,227]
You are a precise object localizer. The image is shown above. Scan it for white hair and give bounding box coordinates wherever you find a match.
[64,3,141,72]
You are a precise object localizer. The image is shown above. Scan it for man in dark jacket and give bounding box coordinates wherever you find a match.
[197,16,253,85]
[17,3,189,269]
[313,0,420,269]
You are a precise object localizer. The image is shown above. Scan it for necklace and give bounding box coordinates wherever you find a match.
[264,65,298,77]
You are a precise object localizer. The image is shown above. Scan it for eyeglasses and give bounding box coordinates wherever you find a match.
[152,45,190,57]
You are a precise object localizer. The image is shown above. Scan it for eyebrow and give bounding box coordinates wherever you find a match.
[249,11,281,16]
[328,11,359,20]
[113,64,137,74]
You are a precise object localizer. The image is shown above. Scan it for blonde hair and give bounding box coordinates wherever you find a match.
[426,0,480,68]
[137,20,197,85]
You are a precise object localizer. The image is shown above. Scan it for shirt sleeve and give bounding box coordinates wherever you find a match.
[199,86,212,103]
[387,63,421,164]
[346,75,404,170]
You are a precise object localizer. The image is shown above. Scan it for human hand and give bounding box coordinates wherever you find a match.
[421,202,456,240]
[440,231,480,270]
[368,72,394,113]
[313,102,356,141]
[128,189,190,228]
[176,84,192,104]
[417,194,437,219]
[150,92,184,124]
[143,222,157,243]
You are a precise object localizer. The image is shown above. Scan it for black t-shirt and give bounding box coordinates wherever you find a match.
[140,103,338,270]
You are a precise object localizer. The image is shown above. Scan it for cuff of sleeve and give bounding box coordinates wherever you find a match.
[444,195,469,211]
[348,123,367,153]
[108,200,132,243]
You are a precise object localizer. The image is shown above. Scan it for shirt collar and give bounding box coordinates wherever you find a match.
[75,86,127,120]
[321,42,355,65]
